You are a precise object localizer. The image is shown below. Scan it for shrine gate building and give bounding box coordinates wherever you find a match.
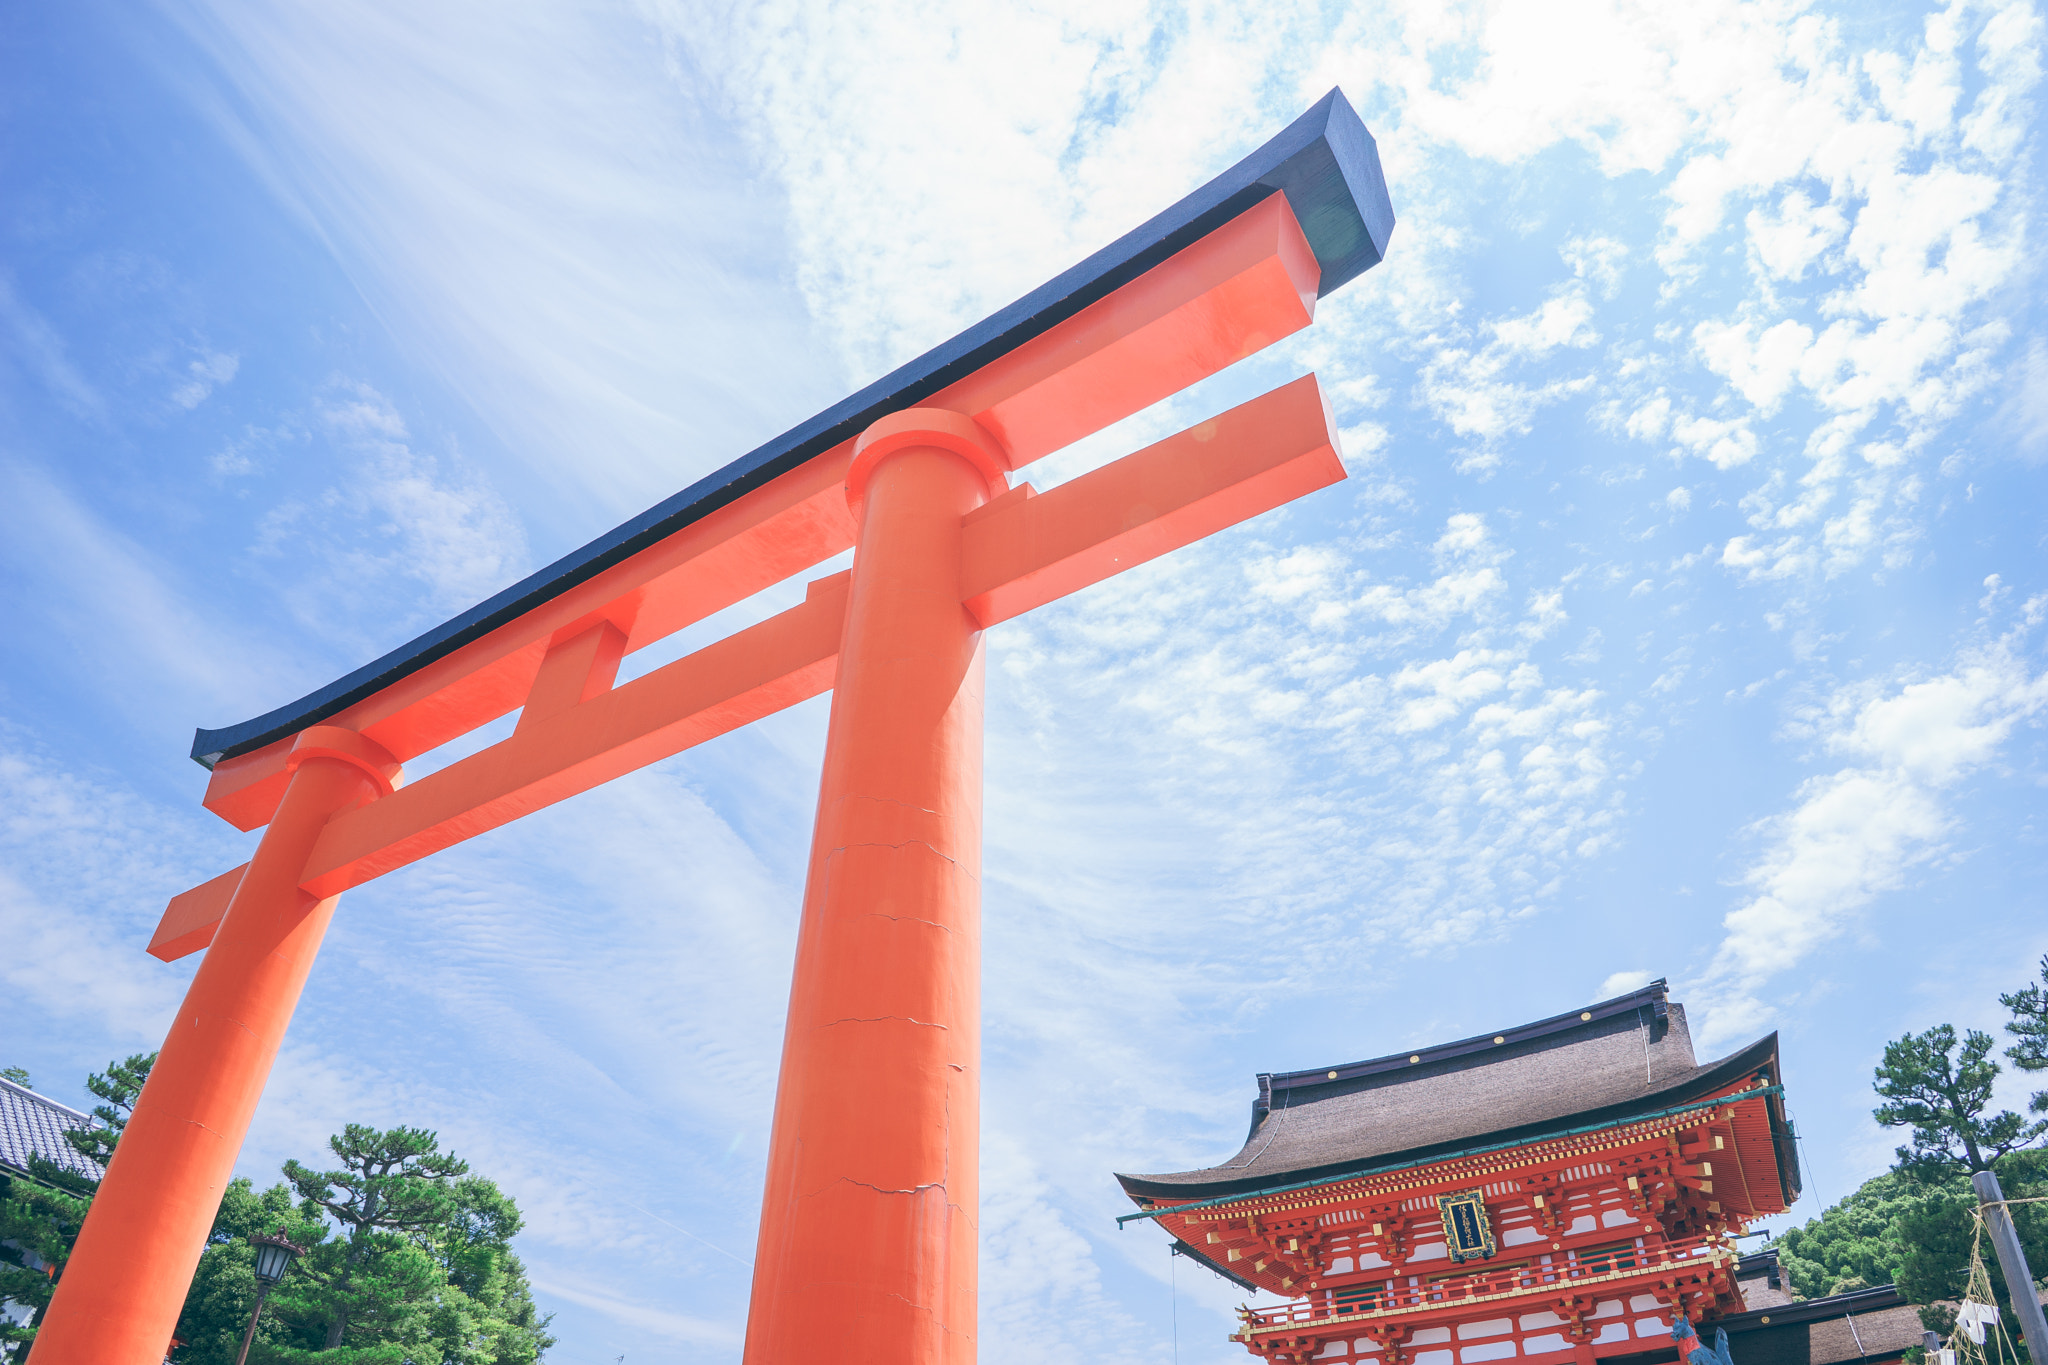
[1117,980,1803,1365]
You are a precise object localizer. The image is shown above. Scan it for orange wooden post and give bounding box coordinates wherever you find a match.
[743,411,1005,1364]
[30,727,398,1365]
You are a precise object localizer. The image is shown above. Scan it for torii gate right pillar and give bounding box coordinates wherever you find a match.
[743,410,1005,1362]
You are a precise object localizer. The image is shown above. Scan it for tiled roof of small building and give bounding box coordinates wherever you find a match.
[1117,980,1794,1201]
[0,1076,103,1183]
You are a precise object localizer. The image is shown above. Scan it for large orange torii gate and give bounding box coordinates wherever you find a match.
[31,91,1394,1364]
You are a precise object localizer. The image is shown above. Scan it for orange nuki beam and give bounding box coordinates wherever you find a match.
[962,372,1342,626]
[154,579,845,961]
[199,452,856,833]
[199,193,1318,833]
[149,863,248,962]
[303,572,850,901]
[150,373,1342,958]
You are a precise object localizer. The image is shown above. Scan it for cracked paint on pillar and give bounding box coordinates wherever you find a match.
[744,438,987,1364]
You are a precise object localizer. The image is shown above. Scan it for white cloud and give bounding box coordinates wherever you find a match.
[1693,626,2048,1045]
[315,380,527,612]
[1484,0,2044,582]
[1600,969,1656,997]
[164,0,840,528]
[0,273,104,421]
[1494,291,1599,356]
[1695,318,1816,414]
[0,462,302,733]
[0,740,221,1045]
[1563,235,1630,297]
[170,347,239,409]
[1673,413,1760,469]
[242,379,529,640]
[525,1269,740,1344]
[1997,336,2048,461]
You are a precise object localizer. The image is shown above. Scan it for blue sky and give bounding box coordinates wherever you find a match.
[3,1,2046,1360]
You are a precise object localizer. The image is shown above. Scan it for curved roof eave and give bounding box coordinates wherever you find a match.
[1115,1031,1782,1204]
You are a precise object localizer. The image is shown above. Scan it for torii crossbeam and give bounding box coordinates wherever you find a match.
[31,91,1394,1365]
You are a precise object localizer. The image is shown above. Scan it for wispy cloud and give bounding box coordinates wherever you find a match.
[0,461,302,736]
[158,0,841,528]
[0,737,221,1049]
[0,273,104,421]
[1692,598,2048,1046]
[170,347,239,409]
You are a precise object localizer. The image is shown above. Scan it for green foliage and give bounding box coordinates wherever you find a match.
[0,1157,96,1362]
[1786,969,2048,1364]
[240,1124,555,1363]
[62,1053,156,1171]
[1776,1168,1967,1298]
[2,1061,550,1364]
[1773,1154,2047,1360]
[1873,1024,2046,1175]
[2004,954,2048,1115]
[0,1068,30,1089]
[1847,966,2048,1365]
[280,1125,469,1351]
[0,1051,153,1363]
[1894,1151,2048,1356]
[171,1180,326,1365]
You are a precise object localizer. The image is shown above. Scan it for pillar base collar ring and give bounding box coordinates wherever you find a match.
[848,408,1010,511]
[286,725,402,798]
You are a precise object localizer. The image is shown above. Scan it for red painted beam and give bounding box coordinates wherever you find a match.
[197,452,857,833]
[937,193,1318,467]
[151,371,1340,959]
[197,194,1319,834]
[963,373,1341,627]
[303,572,853,900]
[147,864,248,962]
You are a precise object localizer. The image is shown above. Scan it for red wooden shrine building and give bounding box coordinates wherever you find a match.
[1119,981,1809,1365]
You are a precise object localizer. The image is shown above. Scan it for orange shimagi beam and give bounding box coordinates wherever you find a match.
[150,373,1343,960]
[196,193,1320,834]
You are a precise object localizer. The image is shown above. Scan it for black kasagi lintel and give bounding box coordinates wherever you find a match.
[192,89,1397,768]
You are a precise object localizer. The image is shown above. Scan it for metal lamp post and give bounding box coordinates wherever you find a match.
[232,1227,306,1365]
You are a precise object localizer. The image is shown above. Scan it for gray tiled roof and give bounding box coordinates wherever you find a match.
[0,1076,103,1183]
[1118,981,1785,1199]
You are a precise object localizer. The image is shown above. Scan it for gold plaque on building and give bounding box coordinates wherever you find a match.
[1438,1189,1497,1263]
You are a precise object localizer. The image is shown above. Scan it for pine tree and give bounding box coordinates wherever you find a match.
[2003,954,2048,1115]
[4,1064,552,1363]
[1859,1003,2048,1362]
[0,1155,95,1363]
[61,1053,154,1171]
[1872,1023,2046,1176]
[256,1125,555,1362]
[0,1052,154,1363]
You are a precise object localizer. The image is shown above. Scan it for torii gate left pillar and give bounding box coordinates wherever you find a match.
[29,90,1393,1365]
